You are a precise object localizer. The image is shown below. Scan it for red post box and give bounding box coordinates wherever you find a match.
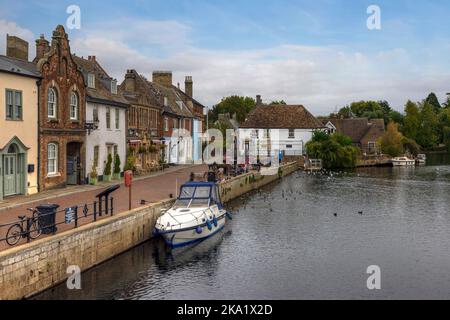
[124,170,133,187]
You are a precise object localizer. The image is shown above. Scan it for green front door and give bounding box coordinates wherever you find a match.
[3,155,17,196]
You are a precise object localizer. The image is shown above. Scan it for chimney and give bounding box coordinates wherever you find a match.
[256,95,262,105]
[6,34,29,61]
[35,34,49,61]
[124,69,136,92]
[185,76,193,98]
[152,71,172,88]
[88,55,96,62]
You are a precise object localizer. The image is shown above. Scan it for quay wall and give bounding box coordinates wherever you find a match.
[0,162,299,300]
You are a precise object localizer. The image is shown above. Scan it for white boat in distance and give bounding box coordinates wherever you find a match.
[416,154,427,165]
[391,157,416,166]
[153,181,231,249]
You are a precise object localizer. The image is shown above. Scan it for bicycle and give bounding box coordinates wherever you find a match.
[6,208,42,246]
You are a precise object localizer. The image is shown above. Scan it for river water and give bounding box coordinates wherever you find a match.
[36,154,450,300]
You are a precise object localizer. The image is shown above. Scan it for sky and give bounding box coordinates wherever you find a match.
[1,0,450,115]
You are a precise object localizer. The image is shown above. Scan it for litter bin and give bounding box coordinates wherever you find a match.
[36,204,60,234]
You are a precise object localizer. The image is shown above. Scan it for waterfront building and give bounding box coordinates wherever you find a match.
[322,118,385,154]
[72,55,129,182]
[150,71,198,165]
[0,36,40,200]
[239,95,324,163]
[119,70,163,173]
[33,26,87,190]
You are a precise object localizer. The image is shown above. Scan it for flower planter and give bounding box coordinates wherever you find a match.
[89,177,98,185]
[103,175,112,182]
[112,173,121,180]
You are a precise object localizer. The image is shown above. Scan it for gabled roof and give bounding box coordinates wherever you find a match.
[241,104,324,129]
[321,118,385,143]
[119,70,162,109]
[0,55,40,78]
[72,56,129,108]
[149,82,194,118]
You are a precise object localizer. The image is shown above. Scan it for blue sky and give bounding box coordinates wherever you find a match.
[1,0,450,114]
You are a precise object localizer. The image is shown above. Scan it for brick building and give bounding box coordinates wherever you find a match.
[34,25,87,190]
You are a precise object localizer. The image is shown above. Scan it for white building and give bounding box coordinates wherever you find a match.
[73,56,129,181]
[238,96,324,163]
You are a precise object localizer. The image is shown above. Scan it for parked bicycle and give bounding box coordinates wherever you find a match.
[6,208,42,246]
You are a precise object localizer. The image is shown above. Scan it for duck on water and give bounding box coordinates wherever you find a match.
[153,180,232,249]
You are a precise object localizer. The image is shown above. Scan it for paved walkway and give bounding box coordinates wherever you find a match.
[0,164,207,251]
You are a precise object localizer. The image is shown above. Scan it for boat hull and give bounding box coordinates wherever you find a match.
[157,214,227,249]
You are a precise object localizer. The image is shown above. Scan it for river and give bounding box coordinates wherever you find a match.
[36,153,450,300]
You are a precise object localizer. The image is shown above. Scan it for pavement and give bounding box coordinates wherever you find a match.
[0,164,207,251]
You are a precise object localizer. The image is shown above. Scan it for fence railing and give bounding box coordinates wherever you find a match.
[0,186,119,247]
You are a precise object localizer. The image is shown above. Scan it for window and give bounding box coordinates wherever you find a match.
[88,73,95,88]
[5,89,22,120]
[173,118,177,129]
[93,106,99,122]
[286,145,293,149]
[288,129,295,139]
[47,88,57,118]
[111,80,117,94]
[106,107,111,129]
[164,117,169,132]
[70,92,78,120]
[114,145,118,158]
[47,143,58,175]
[93,146,99,167]
[115,108,120,129]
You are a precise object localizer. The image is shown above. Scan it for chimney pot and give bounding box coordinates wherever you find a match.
[256,95,262,105]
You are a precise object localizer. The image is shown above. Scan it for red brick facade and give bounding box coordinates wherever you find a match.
[36,25,86,190]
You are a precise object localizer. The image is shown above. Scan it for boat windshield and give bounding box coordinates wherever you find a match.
[173,185,212,208]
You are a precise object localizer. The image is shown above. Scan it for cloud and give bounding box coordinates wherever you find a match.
[0,19,35,60]
[4,19,450,115]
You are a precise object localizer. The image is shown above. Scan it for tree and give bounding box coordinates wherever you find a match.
[425,92,441,112]
[104,153,113,176]
[306,131,359,169]
[388,110,404,126]
[350,101,384,119]
[403,100,420,141]
[208,96,255,124]
[378,122,404,157]
[270,100,287,105]
[437,108,450,145]
[416,101,439,148]
[114,154,121,175]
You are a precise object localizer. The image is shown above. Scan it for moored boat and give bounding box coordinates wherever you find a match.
[391,157,416,166]
[416,154,426,165]
[153,181,231,249]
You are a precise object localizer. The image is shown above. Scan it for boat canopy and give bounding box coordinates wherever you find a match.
[174,182,223,209]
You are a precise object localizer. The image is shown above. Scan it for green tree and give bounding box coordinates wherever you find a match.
[114,154,121,174]
[378,122,404,157]
[437,108,450,145]
[403,100,420,141]
[388,110,404,126]
[270,100,287,105]
[425,92,441,112]
[416,101,439,148]
[208,96,255,124]
[306,131,358,169]
[350,101,384,119]
[104,153,113,176]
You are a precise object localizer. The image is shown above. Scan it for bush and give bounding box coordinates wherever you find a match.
[124,155,136,172]
[90,163,98,179]
[306,131,358,169]
[114,154,121,174]
[104,154,112,176]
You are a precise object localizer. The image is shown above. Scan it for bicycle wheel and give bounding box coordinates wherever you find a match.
[6,224,22,246]
[29,218,42,239]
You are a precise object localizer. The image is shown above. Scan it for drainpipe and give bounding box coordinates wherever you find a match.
[36,79,41,193]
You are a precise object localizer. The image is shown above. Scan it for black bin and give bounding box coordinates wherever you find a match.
[36,204,60,234]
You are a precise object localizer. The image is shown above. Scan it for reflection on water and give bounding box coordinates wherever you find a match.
[36,155,450,300]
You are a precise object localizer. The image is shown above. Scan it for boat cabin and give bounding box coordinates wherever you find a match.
[174,182,223,209]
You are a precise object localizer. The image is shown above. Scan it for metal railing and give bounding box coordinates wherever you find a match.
[0,186,119,247]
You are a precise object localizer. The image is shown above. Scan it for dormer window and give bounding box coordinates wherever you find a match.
[111,80,117,94]
[88,73,95,88]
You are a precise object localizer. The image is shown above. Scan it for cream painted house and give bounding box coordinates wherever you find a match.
[0,46,41,200]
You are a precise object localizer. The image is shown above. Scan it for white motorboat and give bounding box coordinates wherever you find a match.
[416,154,427,165]
[391,157,416,166]
[153,181,231,249]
